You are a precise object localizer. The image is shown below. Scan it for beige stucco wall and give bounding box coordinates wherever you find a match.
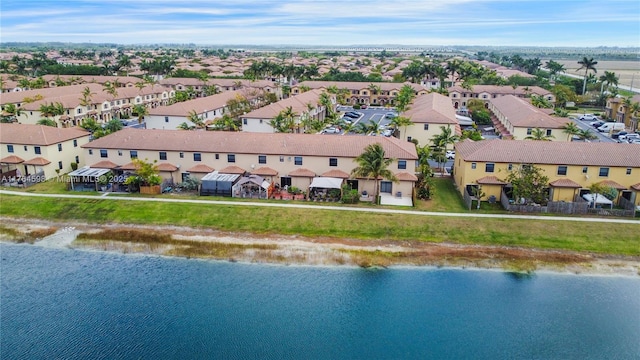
[510,126,566,141]
[454,159,638,202]
[84,148,416,196]
[1,135,90,179]
[404,123,454,147]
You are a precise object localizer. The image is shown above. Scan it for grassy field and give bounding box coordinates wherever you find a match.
[1,192,639,256]
[553,59,640,88]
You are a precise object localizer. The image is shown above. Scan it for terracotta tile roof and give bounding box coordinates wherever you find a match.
[295,81,424,93]
[252,166,278,176]
[219,165,246,174]
[186,164,215,173]
[597,180,627,190]
[156,162,178,172]
[148,91,242,117]
[404,93,458,125]
[289,168,316,177]
[83,128,418,160]
[321,169,350,178]
[0,83,101,105]
[23,157,51,166]
[0,123,89,145]
[549,179,582,188]
[631,183,640,191]
[490,95,568,129]
[242,89,324,119]
[395,172,419,182]
[476,175,507,185]
[119,162,137,171]
[455,139,640,168]
[0,155,25,164]
[91,160,119,169]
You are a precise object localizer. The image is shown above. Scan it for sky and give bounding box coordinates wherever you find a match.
[1,0,639,47]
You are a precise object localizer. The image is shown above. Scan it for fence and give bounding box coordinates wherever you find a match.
[500,190,635,217]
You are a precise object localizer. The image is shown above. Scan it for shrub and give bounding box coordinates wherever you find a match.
[341,184,360,204]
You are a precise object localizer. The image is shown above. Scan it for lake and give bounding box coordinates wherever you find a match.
[2,243,639,359]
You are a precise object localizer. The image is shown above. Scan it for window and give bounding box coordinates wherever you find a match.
[228,154,236,163]
[281,176,292,187]
[526,128,532,135]
[159,152,167,160]
[24,145,27,151]
[598,167,609,177]
[380,181,392,193]
[118,150,123,156]
[58,144,62,151]
[546,129,552,136]
[485,163,495,173]
[35,146,41,155]
[193,153,201,162]
[258,155,266,164]
[58,161,63,170]
[557,166,567,176]
[89,149,93,155]
[507,163,513,171]
[280,156,285,162]
[7,145,13,153]
[73,139,78,147]
[582,166,588,174]
[179,152,184,159]
[329,158,338,167]
[243,119,247,125]
[398,160,407,170]
[75,155,79,163]
[471,162,477,170]
[100,149,107,158]
[130,151,138,159]
[626,168,632,175]
[423,124,429,130]
[294,156,302,165]
[165,116,169,123]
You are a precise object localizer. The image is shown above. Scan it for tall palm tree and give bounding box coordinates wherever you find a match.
[133,104,148,124]
[525,128,555,141]
[390,116,413,141]
[350,143,398,204]
[561,122,581,141]
[432,126,459,153]
[545,60,565,82]
[577,57,598,95]
[187,110,205,129]
[599,71,618,94]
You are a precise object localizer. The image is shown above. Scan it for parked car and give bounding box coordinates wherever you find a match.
[323,127,339,134]
[385,112,397,119]
[382,129,393,137]
[612,131,628,140]
[446,150,456,159]
[360,104,368,109]
[580,114,599,121]
[590,120,606,128]
[597,122,625,133]
[620,133,640,143]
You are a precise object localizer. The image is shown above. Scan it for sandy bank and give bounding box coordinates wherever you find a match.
[1,217,638,276]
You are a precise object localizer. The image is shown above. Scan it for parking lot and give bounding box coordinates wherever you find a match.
[325,105,396,135]
[572,116,617,143]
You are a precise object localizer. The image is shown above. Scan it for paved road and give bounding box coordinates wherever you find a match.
[2,190,638,225]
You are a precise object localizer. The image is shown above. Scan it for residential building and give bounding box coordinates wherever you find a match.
[448,85,555,110]
[159,78,281,98]
[402,93,461,146]
[82,128,418,203]
[0,123,90,181]
[291,81,427,106]
[488,95,570,140]
[241,89,334,133]
[605,95,640,131]
[453,139,640,207]
[146,91,248,130]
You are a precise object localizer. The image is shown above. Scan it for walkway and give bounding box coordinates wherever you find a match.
[2,190,639,225]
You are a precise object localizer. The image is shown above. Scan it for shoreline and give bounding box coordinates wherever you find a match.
[1,217,639,277]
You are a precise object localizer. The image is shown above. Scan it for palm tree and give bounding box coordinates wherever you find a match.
[351,143,398,204]
[187,110,205,129]
[525,128,555,141]
[432,126,459,153]
[390,116,413,140]
[599,71,618,94]
[576,128,598,141]
[281,106,298,133]
[36,118,57,127]
[2,103,23,122]
[561,122,581,141]
[577,57,598,95]
[133,104,148,124]
[104,119,123,133]
[531,95,552,108]
[545,60,565,82]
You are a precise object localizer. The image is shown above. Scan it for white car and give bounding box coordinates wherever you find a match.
[323,127,339,134]
[382,129,393,137]
[446,150,455,159]
[580,114,599,121]
[620,133,640,143]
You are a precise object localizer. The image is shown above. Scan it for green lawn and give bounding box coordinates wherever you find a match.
[1,194,639,256]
